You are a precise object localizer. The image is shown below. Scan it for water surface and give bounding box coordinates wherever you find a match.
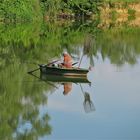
[0,21,140,140]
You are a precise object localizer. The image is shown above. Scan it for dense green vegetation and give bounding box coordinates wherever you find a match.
[0,0,42,22]
[0,0,103,22]
[0,0,139,22]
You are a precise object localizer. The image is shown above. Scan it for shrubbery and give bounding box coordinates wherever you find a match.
[0,0,42,22]
[0,0,103,22]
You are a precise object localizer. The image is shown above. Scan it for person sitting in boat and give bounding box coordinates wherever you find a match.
[63,82,72,95]
[62,52,73,68]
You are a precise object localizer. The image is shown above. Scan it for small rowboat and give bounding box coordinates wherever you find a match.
[39,64,89,77]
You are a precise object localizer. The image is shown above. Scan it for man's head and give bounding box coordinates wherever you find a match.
[63,51,68,56]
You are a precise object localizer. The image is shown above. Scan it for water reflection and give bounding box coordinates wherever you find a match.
[29,72,94,114]
[80,84,95,113]
[62,82,72,95]
[0,20,140,139]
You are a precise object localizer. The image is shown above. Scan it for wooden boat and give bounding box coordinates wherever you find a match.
[40,73,91,83]
[39,64,89,77]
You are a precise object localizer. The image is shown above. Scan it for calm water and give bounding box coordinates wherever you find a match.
[0,21,140,140]
[40,57,140,140]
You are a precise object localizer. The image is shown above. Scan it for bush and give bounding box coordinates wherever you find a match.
[0,0,42,22]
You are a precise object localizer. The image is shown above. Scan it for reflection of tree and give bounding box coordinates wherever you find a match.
[1,21,140,68]
[82,27,140,67]
[78,33,95,68]
[83,34,96,67]
[96,27,140,66]
[0,62,52,139]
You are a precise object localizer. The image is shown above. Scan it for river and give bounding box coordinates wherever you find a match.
[0,20,140,140]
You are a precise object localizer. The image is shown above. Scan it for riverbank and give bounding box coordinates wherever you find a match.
[0,1,140,27]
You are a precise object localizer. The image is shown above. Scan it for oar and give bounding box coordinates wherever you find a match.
[72,62,78,66]
[28,68,40,74]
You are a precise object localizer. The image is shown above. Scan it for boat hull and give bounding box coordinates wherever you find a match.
[39,65,89,77]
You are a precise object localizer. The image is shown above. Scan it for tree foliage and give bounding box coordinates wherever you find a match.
[0,0,42,22]
[0,0,103,22]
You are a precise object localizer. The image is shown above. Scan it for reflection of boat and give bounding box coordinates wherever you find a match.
[39,64,89,77]
[28,70,94,113]
[40,73,91,83]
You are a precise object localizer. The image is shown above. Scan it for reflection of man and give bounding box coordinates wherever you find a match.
[63,82,72,95]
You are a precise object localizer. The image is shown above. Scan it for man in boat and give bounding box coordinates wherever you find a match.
[51,52,73,68]
[63,82,72,95]
[61,52,73,68]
